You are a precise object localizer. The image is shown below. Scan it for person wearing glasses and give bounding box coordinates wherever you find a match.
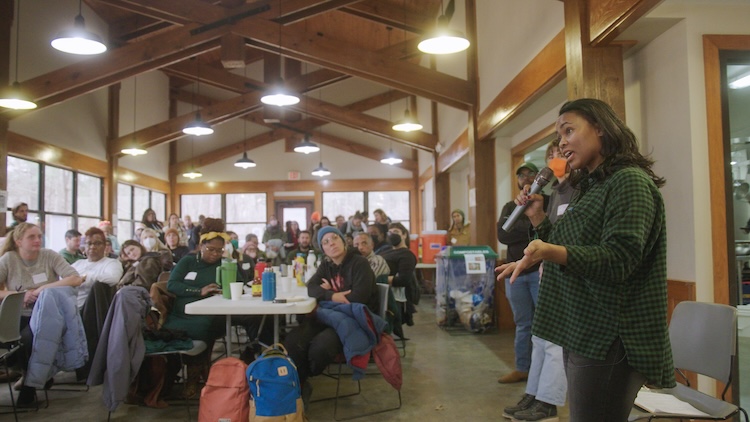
[71,227,124,310]
[496,162,549,384]
[162,218,234,398]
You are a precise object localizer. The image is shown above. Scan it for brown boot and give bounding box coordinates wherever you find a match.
[497,370,528,384]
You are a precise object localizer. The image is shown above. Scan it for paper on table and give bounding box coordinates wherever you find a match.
[634,390,710,417]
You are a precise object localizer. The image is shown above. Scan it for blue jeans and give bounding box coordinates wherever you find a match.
[526,335,567,406]
[505,271,540,371]
[564,337,646,422]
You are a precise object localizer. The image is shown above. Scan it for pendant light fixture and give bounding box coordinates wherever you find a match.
[0,0,36,110]
[380,142,403,165]
[294,134,320,154]
[234,89,256,169]
[121,76,147,156]
[261,0,299,107]
[417,0,470,55]
[392,105,423,132]
[182,137,203,179]
[310,143,330,177]
[182,58,214,136]
[51,0,107,55]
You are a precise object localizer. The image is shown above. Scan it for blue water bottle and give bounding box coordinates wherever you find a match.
[262,268,276,301]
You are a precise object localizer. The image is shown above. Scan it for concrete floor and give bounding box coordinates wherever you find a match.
[0,297,570,421]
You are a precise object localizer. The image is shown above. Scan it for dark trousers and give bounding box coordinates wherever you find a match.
[283,318,342,384]
[564,337,646,422]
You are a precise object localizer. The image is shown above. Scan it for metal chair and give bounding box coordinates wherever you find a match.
[0,292,26,422]
[629,301,749,421]
[315,284,402,421]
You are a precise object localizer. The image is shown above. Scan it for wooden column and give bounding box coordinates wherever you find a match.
[465,0,496,249]
[104,84,120,223]
[0,0,12,236]
[564,0,625,116]
[169,84,179,215]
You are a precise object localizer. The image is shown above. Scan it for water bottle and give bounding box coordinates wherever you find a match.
[261,268,276,301]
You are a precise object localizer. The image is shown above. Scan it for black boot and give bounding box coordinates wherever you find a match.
[16,386,36,407]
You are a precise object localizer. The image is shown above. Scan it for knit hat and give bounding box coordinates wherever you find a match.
[311,211,321,222]
[317,226,345,248]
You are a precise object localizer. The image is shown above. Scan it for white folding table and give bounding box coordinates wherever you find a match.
[184,287,316,354]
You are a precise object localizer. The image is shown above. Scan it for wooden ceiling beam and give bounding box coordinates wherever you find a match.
[276,0,366,25]
[0,23,227,117]
[232,18,473,109]
[111,90,264,155]
[342,1,436,34]
[284,131,417,172]
[290,96,436,151]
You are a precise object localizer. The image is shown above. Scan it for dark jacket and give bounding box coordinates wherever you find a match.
[496,194,549,275]
[307,249,378,313]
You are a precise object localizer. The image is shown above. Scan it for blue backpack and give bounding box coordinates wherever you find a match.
[246,344,304,421]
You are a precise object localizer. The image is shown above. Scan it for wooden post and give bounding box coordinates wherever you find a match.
[104,84,120,223]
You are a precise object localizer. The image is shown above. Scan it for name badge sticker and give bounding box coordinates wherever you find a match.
[557,204,569,216]
[184,272,197,281]
[32,273,47,285]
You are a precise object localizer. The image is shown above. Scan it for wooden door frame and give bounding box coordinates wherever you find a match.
[274,200,314,230]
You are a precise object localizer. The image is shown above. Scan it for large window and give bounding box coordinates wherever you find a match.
[322,192,364,222]
[117,182,166,244]
[6,156,102,251]
[323,190,410,231]
[181,193,266,247]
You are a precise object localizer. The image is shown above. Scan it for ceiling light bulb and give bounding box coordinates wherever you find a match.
[234,152,256,169]
[182,112,213,136]
[261,85,300,106]
[392,109,423,132]
[311,162,331,177]
[0,82,37,109]
[380,149,403,165]
[121,146,148,156]
[51,15,107,55]
[182,169,203,179]
[418,15,470,55]
[294,135,320,154]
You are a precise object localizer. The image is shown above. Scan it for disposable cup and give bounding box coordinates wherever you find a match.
[279,276,294,293]
[230,282,244,300]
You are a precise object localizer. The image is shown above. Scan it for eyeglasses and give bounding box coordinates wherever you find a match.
[87,241,105,247]
[203,246,225,254]
[517,171,536,180]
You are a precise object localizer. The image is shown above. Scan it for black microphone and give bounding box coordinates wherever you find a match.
[501,167,554,232]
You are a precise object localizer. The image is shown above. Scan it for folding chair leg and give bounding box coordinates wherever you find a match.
[3,363,18,422]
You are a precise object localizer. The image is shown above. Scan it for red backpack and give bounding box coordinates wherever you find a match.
[198,357,250,422]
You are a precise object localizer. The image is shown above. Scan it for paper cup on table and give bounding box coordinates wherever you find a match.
[230,282,244,300]
[279,276,294,294]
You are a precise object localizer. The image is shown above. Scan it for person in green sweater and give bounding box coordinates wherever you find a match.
[59,229,86,264]
[163,217,233,398]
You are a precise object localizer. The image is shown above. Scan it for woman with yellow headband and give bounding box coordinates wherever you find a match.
[162,218,234,398]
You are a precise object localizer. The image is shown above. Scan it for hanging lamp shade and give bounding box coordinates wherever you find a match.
[392,109,423,132]
[311,162,331,177]
[234,151,256,169]
[0,82,37,110]
[294,134,320,154]
[380,148,403,165]
[261,82,300,106]
[417,15,469,55]
[182,112,213,136]
[182,168,203,179]
[51,14,107,55]
[121,145,147,156]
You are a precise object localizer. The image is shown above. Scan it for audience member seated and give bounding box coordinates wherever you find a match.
[98,220,120,255]
[73,227,124,309]
[59,229,86,264]
[133,222,146,242]
[283,226,378,407]
[311,216,331,253]
[371,209,391,237]
[240,233,265,278]
[117,240,172,291]
[141,208,164,243]
[262,215,285,244]
[7,202,28,231]
[380,223,418,326]
[164,228,190,264]
[162,218,232,398]
[344,211,367,237]
[284,230,315,265]
[353,233,390,278]
[166,213,188,246]
[0,223,83,406]
[264,238,285,267]
[104,238,118,259]
[141,228,170,254]
[284,220,300,255]
[369,223,392,255]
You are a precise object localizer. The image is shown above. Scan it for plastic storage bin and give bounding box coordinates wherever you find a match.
[435,245,498,332]
[421,230,447,264]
